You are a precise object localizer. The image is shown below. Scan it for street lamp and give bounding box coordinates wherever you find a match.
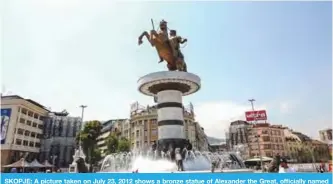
[78,105,87,155]
[248,99,264,171]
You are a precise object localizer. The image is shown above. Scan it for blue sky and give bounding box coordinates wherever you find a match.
[2,1,332,138]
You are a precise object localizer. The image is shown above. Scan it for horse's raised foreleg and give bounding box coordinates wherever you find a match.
[138,31,153,46]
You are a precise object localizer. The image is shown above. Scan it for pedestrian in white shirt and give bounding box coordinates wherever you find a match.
[279,159,296,173]
[175,148,183,171]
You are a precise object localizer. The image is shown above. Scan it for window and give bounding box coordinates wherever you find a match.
[17,128,24,135]
[38,124,43,130]
[151,129,157,136]
[262,136,270,142]
[28,111,33,117]
[24,131,30,136]
[33,114,38,119]
[136,130,139,137]
[262,130,269,134]
[16,139,22,145]
[277,145,281,150]
[35,142,41,148]
[31,132,36,138]
[26,120,32,126]
[32,123,37,128]
[37,134,42,139]
[23,140,28,146]
[151,119,157,125]
[21,109,27,115]
[264,144,271,149]
[29,141,34,147]
[19,118,25,124]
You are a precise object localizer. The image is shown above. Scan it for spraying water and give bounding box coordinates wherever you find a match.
[99,148,248,173]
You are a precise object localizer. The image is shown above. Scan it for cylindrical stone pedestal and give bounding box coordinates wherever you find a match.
[138,71,200,154]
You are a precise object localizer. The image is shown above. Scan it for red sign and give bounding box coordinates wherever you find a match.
[245,110,267,121]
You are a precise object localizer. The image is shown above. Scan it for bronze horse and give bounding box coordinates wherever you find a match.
[138,21,187,72]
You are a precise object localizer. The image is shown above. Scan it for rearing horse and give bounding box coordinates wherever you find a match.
[138,21,186,72]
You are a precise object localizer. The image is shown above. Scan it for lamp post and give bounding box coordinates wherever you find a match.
[248,99,263,171]
[78,105,87,156]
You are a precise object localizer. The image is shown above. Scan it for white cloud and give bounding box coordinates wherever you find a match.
[194,101,267,139]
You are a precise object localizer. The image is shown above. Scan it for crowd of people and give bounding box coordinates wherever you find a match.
[8,167,62,173]
[150,139,193,171]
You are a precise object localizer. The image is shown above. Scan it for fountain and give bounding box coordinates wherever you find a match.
[100,149,253,173]
[99,71,253,173]
[99,19,253,173]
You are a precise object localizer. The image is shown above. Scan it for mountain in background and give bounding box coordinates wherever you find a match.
[207,136,225,145]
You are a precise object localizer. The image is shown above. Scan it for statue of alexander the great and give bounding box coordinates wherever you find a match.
[138,19,188,72]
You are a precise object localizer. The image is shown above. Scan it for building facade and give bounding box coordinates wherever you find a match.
[209,142,228,152]
[228,120,250,158]
[248,123,286,158]
[319,128,332,158]
[283,128,303,161]
[193,122,209,151]
[96,119,129,157]
[39,111,81,168]
[1,95,49,169]
[319,129,332,143]
[129,102,208,151]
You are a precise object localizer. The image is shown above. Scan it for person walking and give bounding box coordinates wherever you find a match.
[279,159,296,173]
[175,148,184,171]
[319,161,326,173]
[268,154,281,172]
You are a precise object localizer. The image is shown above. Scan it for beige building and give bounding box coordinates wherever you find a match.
[129,103,208,151]
[228,120,251,159]
[318,128,332,159]
[193,122,209,151]
[319,128,332,144]
[1,95,49,169]
[96,119,129,157]
[248,123,286,158]
[283,128,303,161]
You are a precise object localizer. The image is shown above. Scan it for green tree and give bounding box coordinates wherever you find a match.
[105,134,131,154]
[76,120,103,172]
[106,134,119,154]
[89,149,102,166]
[118,137,131,152]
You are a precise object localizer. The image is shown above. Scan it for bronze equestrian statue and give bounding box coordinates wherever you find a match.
[138,19,188,72]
